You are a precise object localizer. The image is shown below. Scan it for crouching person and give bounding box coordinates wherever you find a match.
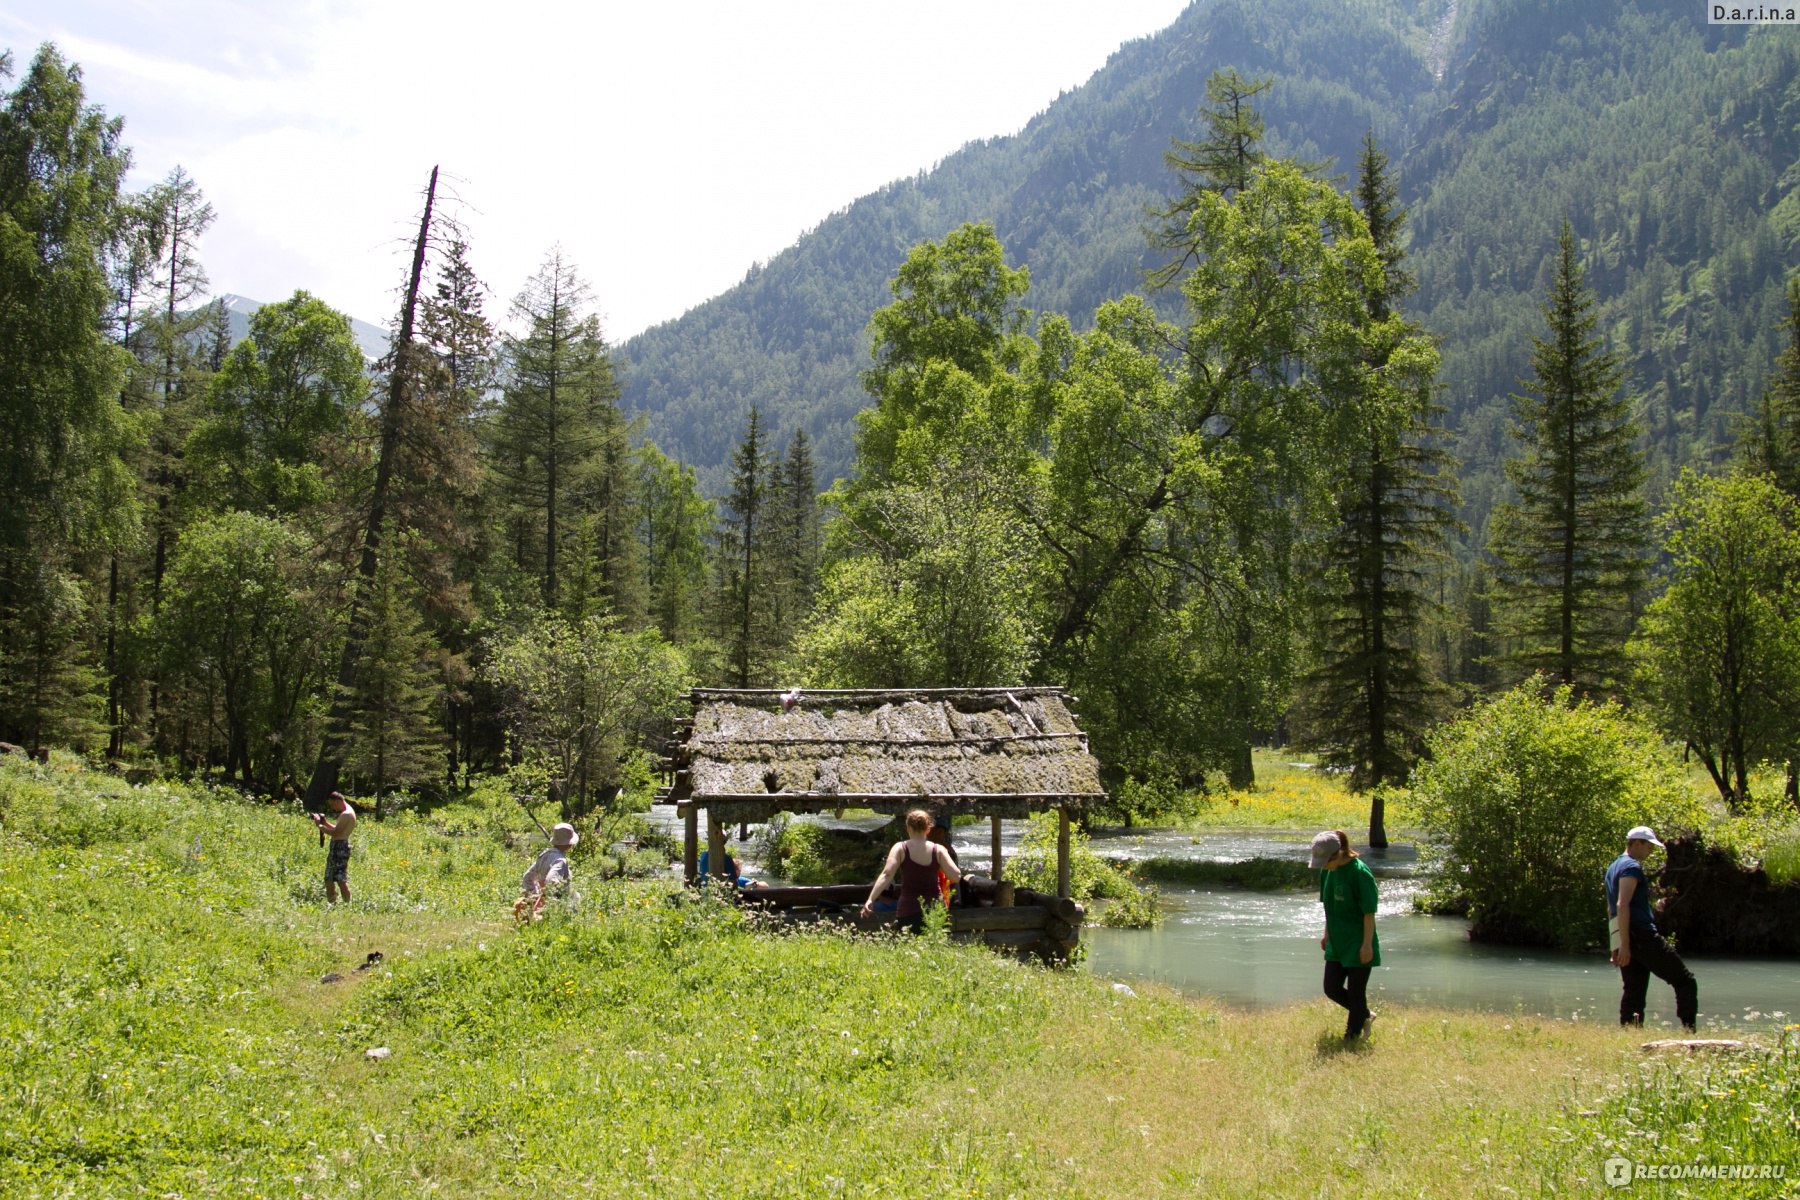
[515,822,578,923]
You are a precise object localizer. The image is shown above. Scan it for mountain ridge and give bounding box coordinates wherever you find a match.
[612,0,1797,530]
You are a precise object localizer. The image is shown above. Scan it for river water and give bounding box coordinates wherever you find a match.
[654,812,1795,1033]
[1082,827,1797,1034]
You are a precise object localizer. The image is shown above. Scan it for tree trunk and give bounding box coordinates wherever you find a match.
[303,166,438,812]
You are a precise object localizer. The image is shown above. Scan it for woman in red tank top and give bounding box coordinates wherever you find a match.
[861,809,962,932]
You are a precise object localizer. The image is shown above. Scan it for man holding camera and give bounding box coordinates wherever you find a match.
[310,791,358,904]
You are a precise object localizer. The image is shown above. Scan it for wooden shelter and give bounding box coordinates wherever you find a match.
[658,687,1108,959]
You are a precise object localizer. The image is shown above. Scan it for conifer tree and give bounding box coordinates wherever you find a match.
[138,167,216,611]
[716,407,773,685]
[488,248,621,610]
[342,547,446,814]
[565,396,646,625]
[1488,220,1647,693]
[769,428,821,648]
[1298,135,1460,837]
[1740,278,1800,495]
[1146,68,1271,291]
[0,46,133,751]
[638,443,712,647]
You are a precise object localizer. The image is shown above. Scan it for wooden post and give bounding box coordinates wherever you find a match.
[683,805,698,884]
[1057,807,1071,900]
[990,815,1004,881]
[707,810,728,883]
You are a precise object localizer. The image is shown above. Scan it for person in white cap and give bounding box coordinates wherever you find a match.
[516,822,578,921]
[1605,825,1697,1031]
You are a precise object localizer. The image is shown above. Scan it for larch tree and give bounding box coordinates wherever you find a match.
[1145,67,1272,289]
[1034,161,1397,794]
[131,166,216,752]
[1487,220,1647,694]
[1298,134,1460,841]
[488,247,621,611]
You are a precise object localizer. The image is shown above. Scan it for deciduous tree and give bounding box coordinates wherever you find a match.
[482,613,689,815]
[1629,470,1800,810]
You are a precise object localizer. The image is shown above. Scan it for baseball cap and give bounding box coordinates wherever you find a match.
[1625,825,1663,848]
[1308,830,1344,869]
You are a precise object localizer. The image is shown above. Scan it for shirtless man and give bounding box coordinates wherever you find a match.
[310,791,358,904]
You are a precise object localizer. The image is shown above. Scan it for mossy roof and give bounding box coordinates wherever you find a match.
[665,688,1107,821]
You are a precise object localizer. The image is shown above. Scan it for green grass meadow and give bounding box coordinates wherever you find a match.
[2,756,1795,1198]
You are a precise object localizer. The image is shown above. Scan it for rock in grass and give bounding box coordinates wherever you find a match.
[320,972,345,984]
[366,1046,392,1061]
[1640,1039,1747,1053]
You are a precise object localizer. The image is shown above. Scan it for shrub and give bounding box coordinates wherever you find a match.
[1761,830,1800,888]
[754,816,887,885]
[1128,855,1316,890]
[1009,813,1162,927]
[1411,678,1703,949]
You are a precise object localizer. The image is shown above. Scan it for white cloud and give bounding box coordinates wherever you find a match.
[4,0,1192,337]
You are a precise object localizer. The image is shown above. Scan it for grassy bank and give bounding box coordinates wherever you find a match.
[2,758,1794,1198]
[1169,752,1418,834]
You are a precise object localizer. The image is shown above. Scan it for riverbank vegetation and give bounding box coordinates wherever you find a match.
[1125,855,1318,891]
[4,758,1795,1198]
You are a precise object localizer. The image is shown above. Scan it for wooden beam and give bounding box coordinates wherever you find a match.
[683,805,698,884]
[682,792,1105,804]
[737,884,874,908]
[691,687,1069,701]
[1057,806,1071,901]
[949,907,1048,932]
[707,811,727,884]
[990,815,1003,881]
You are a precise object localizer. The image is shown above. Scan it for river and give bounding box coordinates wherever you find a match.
[659,812,1795,1034]
[1083,827,1796,1035]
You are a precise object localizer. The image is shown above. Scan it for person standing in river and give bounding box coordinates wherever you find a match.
[1605,825,1698,1032]
[1312,828,1380,1040]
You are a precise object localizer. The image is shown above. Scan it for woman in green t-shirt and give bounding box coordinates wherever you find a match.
[1310,828,1381,1040]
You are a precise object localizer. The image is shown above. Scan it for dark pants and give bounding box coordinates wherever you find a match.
[1619,928,1698,1031]
[1323,961,1372,1038]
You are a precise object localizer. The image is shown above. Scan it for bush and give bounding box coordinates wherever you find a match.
[753,816,886,885]
[1764,831,1800,888]
[1009,813,1162,928]
[1411,678,1704,949]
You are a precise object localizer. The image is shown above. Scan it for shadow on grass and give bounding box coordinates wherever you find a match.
[1312,1030,1375,1059]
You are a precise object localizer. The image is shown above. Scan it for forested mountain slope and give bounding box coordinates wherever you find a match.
[617,0,1799,533]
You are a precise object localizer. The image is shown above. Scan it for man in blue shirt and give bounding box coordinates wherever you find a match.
[1605,824,1697,1032]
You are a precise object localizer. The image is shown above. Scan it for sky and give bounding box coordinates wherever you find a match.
[2,0,1193,340]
